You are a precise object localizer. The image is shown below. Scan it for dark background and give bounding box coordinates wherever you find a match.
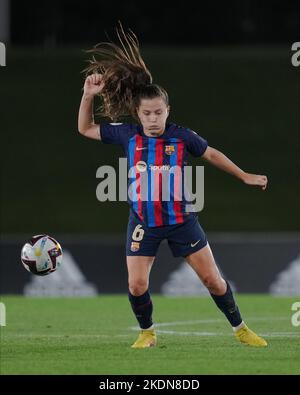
[9,0,300,46]
[1,0,300,235]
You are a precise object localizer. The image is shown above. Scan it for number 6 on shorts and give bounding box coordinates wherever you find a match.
[132,224,144,241]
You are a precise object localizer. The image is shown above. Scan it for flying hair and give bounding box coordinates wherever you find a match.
[84,22,159,121]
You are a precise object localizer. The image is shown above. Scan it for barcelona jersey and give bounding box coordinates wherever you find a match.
[100,123,208,227]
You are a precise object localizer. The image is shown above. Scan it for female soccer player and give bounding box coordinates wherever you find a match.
[78,25,268,348]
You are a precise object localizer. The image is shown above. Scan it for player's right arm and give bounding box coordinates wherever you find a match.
[78,73,104,140]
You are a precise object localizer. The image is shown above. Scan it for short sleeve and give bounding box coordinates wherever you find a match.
[185,129,208,157]
[100,123,130,146]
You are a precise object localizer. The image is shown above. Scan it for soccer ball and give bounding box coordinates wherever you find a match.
[21,234,63,276]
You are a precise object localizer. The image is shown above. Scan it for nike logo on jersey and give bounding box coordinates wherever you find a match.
[191,240,201,247]
[136,147,147,151]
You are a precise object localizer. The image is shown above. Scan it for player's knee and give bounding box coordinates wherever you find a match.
[202,275,225,294]
[128,279,149,296]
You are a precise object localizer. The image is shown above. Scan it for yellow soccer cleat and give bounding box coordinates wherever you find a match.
[235,324,268,347]
[131,329,157,349]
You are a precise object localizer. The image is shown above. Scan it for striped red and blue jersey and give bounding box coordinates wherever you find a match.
[100,123,208,227]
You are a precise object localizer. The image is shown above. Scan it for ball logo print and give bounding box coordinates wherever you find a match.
[21,235,63,276]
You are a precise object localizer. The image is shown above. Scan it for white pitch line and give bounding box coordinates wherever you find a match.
[129,317,300,338]
[2,333,131,339]
[129,316,290,331]
[156,330,218,336]
[246,316,290,322]
[149,319,223,327]
[154,330,300,338]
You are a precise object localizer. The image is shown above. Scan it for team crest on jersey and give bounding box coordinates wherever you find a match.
[165,145,175,155]
[131,242,140,252]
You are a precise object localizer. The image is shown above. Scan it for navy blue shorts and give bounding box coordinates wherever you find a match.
[126,210,207,257]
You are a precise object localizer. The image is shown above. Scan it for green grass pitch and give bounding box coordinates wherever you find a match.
[1,295,299,375]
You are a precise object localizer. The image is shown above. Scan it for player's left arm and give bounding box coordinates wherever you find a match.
[202,146,268,190]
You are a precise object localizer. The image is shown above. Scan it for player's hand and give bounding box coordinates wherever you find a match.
[242,172,268,190]
[83,73,104,97]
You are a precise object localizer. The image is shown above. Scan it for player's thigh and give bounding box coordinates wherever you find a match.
[126,213,161,257]
[127,255,155,289]
[185,244,225,290]
[167,215,207,258]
